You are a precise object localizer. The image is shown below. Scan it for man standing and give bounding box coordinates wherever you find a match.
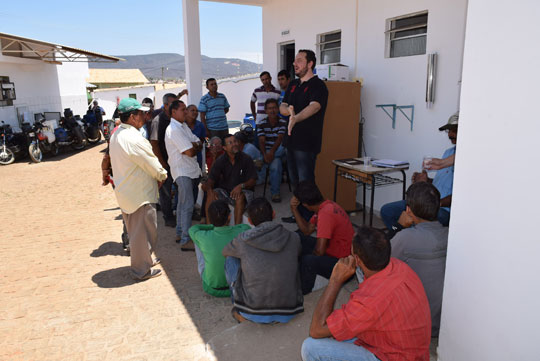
[388,181,449,337]
[150,93,178,227]
[164,100,202,251]
[202,134,257,225]
[277,69,291,105]
[250,71,281,126]
[199,78,230,140]
[381,112,459,229]
[302,227,431,361]
[291,181,354,294]
[185,104,206,172]
[109,98,168,280]
[280,50,328,186]
[258,99,287,202]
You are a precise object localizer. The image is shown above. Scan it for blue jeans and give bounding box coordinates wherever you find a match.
[261,146,285,196]
[380,199,450,230]
[301,337,379,361]
[175,176,198,244]
[286,148,317,187]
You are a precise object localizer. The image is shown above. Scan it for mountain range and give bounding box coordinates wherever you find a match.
[89,53,262,81]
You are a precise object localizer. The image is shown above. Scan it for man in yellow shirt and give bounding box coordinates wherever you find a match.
[109,98,168,280]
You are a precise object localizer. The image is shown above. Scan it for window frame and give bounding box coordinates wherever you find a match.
[317,30,342,65]
[385,11,428,58]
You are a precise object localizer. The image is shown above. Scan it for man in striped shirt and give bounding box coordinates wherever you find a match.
[302,226,431,361]
[250,71,281,126]
[199,78,230,141]
[258,98,287,202]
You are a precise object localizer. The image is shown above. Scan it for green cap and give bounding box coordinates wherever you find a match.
[117,98,150,114]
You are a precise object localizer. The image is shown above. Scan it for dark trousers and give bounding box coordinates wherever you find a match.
[286,148,317,187]
[158,172,174,221]
[298,232,339,295]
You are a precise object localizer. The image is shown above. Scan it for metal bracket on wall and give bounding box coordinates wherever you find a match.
[375,104,415,131]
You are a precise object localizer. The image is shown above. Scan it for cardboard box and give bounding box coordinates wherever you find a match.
[315,64,350,81]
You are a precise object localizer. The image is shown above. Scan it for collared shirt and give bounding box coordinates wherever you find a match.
[309,200,354,259]
[327,258,431,361]
[257,118,287,151]
[198,92,230,130]
[165,118,201,180]
[432,146,456,211]
[208,151,257,193]
[150,111,171,164]
[251,85,281,124]
[109,123,168,214]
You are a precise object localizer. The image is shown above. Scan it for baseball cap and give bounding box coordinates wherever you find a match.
[439,111,459,131]
[117,98,150,114]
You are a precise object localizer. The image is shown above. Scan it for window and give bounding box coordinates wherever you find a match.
[129,94,137,100]
[318,31,341,64]
[387,12,428,58]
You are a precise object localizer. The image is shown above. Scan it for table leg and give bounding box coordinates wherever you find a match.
[333,165,338,202]
[370,175,375,226]
[400,170,407,199]
[362,181,366,224]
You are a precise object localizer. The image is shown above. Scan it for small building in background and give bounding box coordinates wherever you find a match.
[87,69,148,89]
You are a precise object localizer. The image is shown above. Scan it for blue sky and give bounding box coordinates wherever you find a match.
[0,0,263,63]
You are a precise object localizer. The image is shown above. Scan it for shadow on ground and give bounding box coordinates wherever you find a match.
[92,266,137,288]
[90,241,128,257]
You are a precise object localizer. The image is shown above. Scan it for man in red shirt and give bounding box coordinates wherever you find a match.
[302,226,431,361]
[291,181,354,294]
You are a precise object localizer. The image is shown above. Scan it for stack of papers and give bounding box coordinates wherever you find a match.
[371,159,409,168]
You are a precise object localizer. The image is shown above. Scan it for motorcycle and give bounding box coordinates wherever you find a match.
[27,121,59,163]
[0,121,15,165]
[0,121,30,164]
[81,110,102,144]
[55,109,87,150]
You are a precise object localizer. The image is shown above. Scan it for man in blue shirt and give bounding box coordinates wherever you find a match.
[199,78,230,141]
[381,112,459,230]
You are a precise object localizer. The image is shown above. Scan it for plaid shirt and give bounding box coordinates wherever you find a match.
[327,258,431,361]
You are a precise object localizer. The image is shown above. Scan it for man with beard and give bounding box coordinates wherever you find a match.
[202,134,257,224]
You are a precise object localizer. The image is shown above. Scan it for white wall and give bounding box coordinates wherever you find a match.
[93,85,158,117]
[216,77,259,121]
[0,54,89,127]
[262,0,467,211]
[437,1,540,360]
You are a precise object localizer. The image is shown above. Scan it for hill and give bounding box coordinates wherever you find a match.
[89,53,262,81]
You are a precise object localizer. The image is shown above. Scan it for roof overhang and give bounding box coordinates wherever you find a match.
[0,32,122,63]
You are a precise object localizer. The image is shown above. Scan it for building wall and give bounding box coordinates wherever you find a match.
[262,0,467,211]
[0,54,89,127]
[437,0,539,360]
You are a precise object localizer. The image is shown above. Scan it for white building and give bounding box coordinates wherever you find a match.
[180,1,539,360]
[0,33,119,128]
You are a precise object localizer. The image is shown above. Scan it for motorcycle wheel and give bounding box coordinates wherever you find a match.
[71,137,87,150]
[87,131,102,144]
[50,143,59,156]
[28,143,42,163]
[0,146,15,165]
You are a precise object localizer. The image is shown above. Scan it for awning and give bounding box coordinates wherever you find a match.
[0,32,122,64]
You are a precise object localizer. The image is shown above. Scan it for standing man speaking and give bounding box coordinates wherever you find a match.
[109,98,168,280]
[280,50,328,187]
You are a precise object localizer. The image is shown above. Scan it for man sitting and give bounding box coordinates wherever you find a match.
[302,226,431,361]
[222,197,303,323]
[258,98,287,203]
[388,181,448,337]
[189,199,250,297]
[291,181,354,294]
[202,134,257,224]
[381,112,459,229]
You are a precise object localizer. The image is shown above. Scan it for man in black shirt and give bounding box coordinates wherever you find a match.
[202,134,257,224]
[280,49,329,223]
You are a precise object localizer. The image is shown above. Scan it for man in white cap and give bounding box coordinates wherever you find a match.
[109,98,168,280]
[380,112,459,231]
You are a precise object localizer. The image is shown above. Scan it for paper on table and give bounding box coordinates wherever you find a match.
[371,159,409,168]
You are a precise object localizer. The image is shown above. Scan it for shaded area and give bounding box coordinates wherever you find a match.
[92,266,137,288]
[90,241,128,257]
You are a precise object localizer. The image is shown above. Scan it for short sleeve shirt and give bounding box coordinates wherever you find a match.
[432,146,456,211]
[198,92,230,131]
[282,76,328,153]
[251,85,281,125]
[258,119,287,151]
[309,200,354,258]
[208,152,257,193]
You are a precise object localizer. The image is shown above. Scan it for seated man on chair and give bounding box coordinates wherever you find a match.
[381,112,459,229]
[258,98,287,203]
[291,181,354,295]
[302,226,431,361]
[202,134,257,224]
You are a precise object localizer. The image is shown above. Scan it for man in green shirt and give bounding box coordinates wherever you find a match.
[189,199,250,297]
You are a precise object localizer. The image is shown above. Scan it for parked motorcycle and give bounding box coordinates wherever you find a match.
[81,110,102,144]
[55,109,87,150]
[0,121,15,165]
[27,121,59,163]
[0,121,30,164]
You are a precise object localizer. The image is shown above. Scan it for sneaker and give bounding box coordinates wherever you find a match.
[281,215,296,223]
[136,269,162,281]
[271,194,281,203]
[165,218,176,227]
[152,257,161,267]
[180,239,195,252]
